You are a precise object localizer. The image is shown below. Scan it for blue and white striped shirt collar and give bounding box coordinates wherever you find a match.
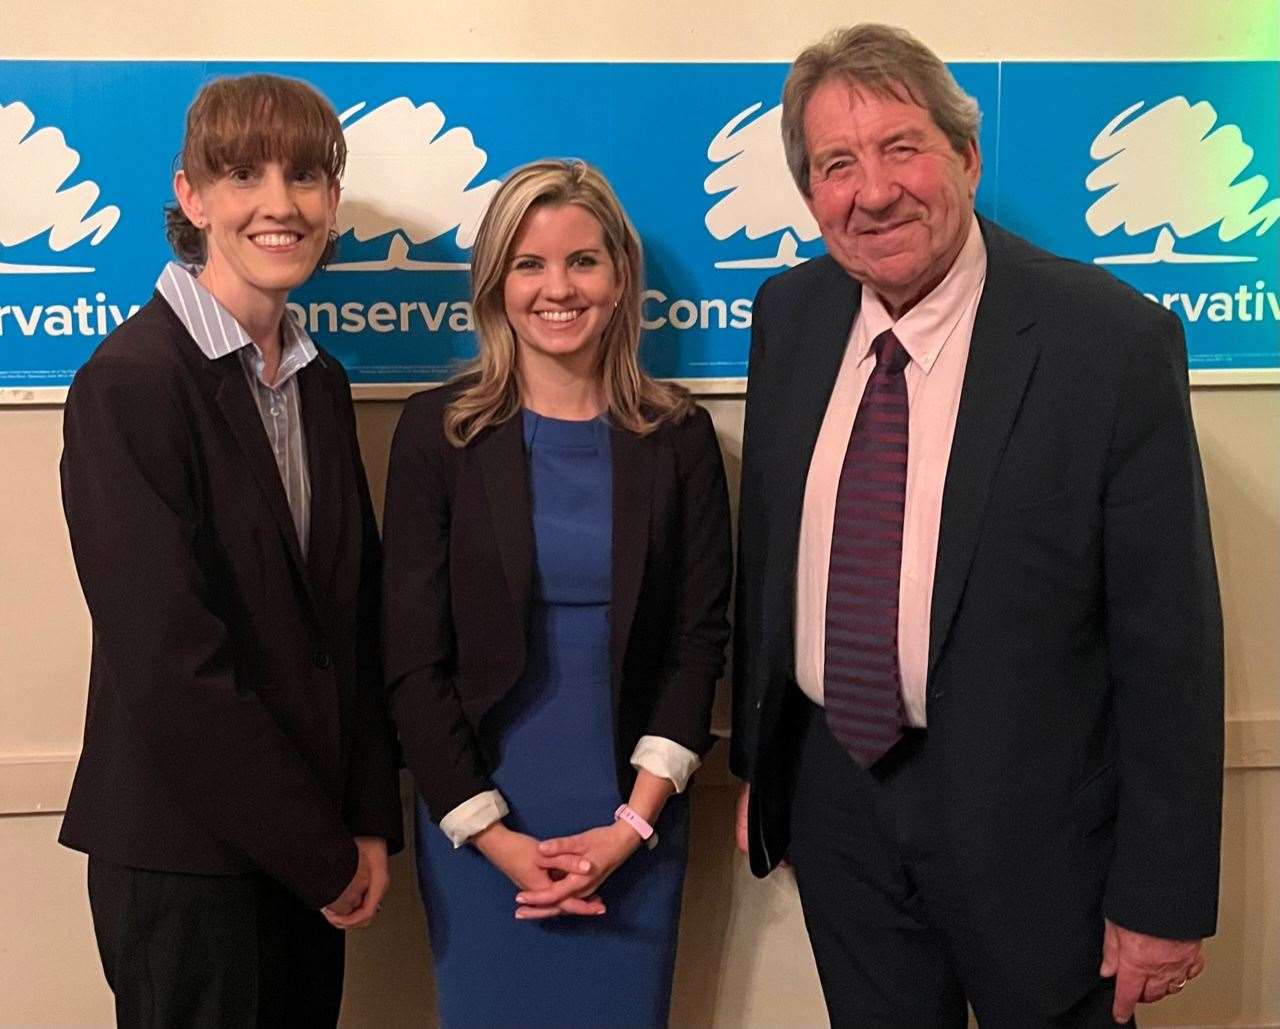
[155,262,318,382]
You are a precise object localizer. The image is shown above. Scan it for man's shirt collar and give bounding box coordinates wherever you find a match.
[855,215,988,374]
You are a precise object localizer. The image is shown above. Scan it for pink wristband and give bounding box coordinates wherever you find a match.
[613,803,655,841]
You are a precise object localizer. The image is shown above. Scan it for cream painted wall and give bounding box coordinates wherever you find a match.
[2,1,1277,1026]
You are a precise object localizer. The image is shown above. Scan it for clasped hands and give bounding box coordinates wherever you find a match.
[473,820,645,920]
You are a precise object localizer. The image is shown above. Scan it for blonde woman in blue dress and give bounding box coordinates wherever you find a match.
[382,158,733,1026]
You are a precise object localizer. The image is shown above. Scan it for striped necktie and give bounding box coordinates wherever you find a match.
[823,328,909,767]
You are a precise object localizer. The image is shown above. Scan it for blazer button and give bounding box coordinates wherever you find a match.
[314,650,333,669]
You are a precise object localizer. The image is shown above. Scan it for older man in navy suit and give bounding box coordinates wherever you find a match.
[732,24,1223,1028]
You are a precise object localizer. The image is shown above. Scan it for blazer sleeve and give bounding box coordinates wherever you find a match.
[641,405,733,755]
[1100,307,1224,940]
[60,354,358,909]
[330,361,404,851]
[382,394,496,822]
[729,275,774,781]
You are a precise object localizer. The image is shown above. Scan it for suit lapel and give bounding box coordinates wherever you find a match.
[209,355,311,589]
[478,414,535,642]
[609,424,655,686]
[297,358,341,602]
[928,223,1042,678]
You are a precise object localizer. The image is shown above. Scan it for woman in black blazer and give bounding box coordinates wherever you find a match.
[60,74,402,1027]
[382,159,732,1026]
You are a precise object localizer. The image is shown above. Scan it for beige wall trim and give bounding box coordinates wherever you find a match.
[1,381,754,405]
[0,387,67,405]
[346,379,752,401]
[1191,369,1280,387]
[341,380,751,401]
[5,375,1274,407]
[0,755,77,816]
[5,713,1276,816]
[1225,714,1280,771]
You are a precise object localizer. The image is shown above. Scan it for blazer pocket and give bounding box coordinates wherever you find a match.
[990,487,1082,519]
[1070,761,1117,836]
[986,488,1099,594]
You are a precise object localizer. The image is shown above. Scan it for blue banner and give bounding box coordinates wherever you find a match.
[995,62,1279,372]
[0,60,1274,388]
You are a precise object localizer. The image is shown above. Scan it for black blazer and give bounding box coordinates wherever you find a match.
[383,382,732,822]
[731,219,1223,1011]
[59,296,403,909]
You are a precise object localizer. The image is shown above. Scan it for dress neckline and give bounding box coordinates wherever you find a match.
[522,408,610,449]
[521,407,605,425]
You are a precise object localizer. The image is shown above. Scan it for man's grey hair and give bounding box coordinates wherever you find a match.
[781,23,981,196]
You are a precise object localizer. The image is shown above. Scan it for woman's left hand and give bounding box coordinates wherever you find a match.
[515,822,645,919]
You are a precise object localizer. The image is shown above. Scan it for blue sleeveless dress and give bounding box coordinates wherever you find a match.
[414,410,690,1028]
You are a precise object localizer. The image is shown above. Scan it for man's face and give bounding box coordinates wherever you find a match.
[803,78,980,316]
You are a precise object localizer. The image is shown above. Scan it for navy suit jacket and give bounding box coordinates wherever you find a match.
[731,218,1223,1010]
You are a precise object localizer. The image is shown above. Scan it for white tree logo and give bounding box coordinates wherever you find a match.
[1086,95,1280,264]
[704,102,819,269]
[329,98,499,272]
[0,99,120,274]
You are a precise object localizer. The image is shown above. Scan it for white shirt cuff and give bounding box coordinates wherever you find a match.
[630,736,701,793]
[438,789,509,848]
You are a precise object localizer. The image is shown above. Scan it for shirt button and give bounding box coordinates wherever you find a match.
[314,650,332,669]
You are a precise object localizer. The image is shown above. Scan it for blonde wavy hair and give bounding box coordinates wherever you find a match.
[444,158,692,447]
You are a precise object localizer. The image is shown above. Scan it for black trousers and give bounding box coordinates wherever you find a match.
[788,701,1131,1029]
[87,857,345,1028]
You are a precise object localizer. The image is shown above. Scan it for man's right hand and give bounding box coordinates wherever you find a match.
[472,822,604,918]
[324,837,390,930]
[735,783,750,854]
[322,842,371,918]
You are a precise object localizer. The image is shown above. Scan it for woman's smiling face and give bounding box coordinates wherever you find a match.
[502,202,620,369]
[177,158,338,309]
